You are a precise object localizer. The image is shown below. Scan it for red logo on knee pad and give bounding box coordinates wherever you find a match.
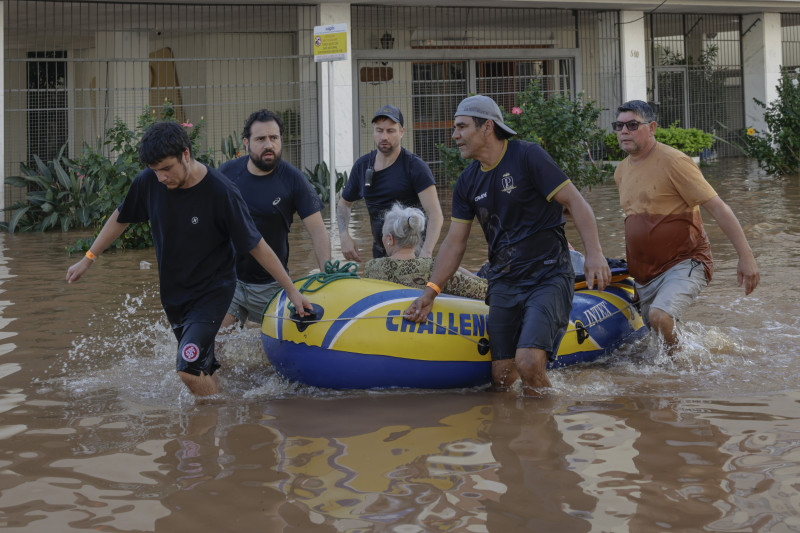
[181,343,200,362]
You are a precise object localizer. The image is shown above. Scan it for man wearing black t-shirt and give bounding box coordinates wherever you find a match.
[66,121,312,397]
[219,109,330,329]
[404,95,611,397]
[337,104,443,261]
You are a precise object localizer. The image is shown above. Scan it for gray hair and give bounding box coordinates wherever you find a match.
[616,100,656,122]
[382,203,426,253]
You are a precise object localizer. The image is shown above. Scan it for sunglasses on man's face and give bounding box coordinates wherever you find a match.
[612,120,650,132]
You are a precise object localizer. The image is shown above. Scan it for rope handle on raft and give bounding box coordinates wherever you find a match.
[281,260,360,315]
[278,260,639,351]
[267,310,491,355]
[270,303,637,341]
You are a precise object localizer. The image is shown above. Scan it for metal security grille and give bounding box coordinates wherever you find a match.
[784,14,800,72]
[4,1,319,207]
[647,13,743,156]
[352,5,621,186]
[26,51,68,167]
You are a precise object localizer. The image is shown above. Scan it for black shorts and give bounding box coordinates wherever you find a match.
[486,275,574,361]
[173,321,222,376]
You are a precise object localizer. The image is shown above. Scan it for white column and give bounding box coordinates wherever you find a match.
[619,11,648,103]
[318,3,354,175]
[742,13,783,133]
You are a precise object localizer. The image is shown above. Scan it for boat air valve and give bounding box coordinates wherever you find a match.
[477,338,490,356]
[575,321,589,344]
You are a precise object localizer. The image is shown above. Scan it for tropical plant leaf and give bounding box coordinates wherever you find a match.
[53,160,73,190]
[7,207,31,234]
[33,154,52,180]
[5,175,32,188]
[42,212,59,231]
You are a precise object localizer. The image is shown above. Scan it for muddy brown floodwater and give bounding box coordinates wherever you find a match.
[0,157,798,532]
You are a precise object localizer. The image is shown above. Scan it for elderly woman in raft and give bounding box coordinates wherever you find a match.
[362,203,487,299]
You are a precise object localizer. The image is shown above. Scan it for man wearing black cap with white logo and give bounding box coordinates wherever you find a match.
[338,104,443,261]
[404,95,611,397]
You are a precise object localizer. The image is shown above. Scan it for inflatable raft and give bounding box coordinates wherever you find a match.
[261,267,646,390]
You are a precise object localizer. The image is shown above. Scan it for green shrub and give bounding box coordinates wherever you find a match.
[602,122,714,161]
[2,144,101,233]
[655,122,714,156]
[743,68,800,176]
[303,161,347,204]
[437,82,608,190]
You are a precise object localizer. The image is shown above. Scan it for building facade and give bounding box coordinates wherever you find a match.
[3,0,800,210]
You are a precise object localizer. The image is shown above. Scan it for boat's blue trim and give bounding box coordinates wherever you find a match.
[263,336,490,390]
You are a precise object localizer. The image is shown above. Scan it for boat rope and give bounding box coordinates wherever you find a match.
[270,302,636,336]
[293,260,360,294]
[266,260,360,310]
[272,262,639,350]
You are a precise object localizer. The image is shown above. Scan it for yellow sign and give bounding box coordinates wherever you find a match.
[314,23,348,62]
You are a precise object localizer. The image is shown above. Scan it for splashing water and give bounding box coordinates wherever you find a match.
[44,286,307,405]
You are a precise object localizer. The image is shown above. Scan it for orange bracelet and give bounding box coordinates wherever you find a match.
[85,250,97,262]
[425,281,441,295]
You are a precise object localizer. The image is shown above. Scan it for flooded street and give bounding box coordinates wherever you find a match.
[1,157,799,532]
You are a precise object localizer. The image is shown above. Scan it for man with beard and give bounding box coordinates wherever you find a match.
[218,109,330,329]
[66,121,312,397]
[338,104,443,261]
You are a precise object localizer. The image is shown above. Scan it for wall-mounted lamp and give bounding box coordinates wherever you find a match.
[380,32,395,50]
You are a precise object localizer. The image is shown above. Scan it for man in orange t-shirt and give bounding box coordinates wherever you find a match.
[613,100,759,350]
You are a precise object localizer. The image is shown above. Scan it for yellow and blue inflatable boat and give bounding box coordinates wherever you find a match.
[261,266,646,390]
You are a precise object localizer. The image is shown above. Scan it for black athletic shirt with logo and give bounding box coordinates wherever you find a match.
[117,166,262,324]
[342,147,436,258]
[219,157,324,284]
[451,140,572,286]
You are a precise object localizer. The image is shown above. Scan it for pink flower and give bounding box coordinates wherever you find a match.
[182,122,194,128]
[511,107,523,115]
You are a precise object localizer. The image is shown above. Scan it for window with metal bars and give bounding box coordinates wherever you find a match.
[783,14,800,72]
[4,0,319,208]
[26,51,68,167]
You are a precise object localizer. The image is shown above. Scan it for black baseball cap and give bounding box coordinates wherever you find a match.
[372,104,404,127]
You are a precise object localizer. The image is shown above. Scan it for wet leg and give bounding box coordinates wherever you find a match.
[515,347,551,397]
[179,371,220,397]
[491,359,519,391]
[649,307,678,353]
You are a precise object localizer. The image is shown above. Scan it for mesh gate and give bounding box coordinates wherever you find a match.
[352,6,621,187]
[4,1,320,208]
[647,13,743,156]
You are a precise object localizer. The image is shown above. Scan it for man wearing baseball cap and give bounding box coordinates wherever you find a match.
[404,95,611,397]
[338,104,443,261]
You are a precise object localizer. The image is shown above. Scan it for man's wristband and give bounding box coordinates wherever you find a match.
[425,281,441,295]
[85,250,97,262]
